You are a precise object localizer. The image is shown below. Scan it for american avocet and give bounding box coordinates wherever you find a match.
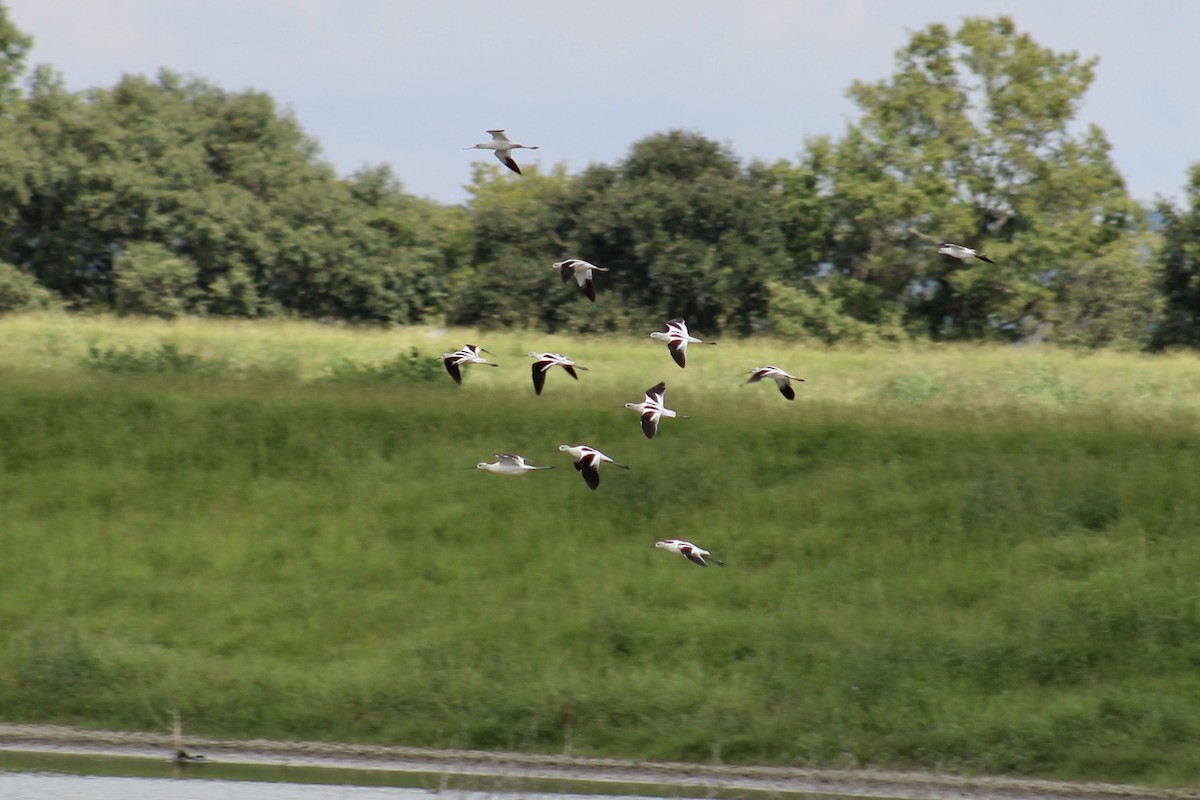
[745,366,805,400]
[649,317,716,368]
[476,453,556,476]
[465,129,539,175]
[937,242,994,264]
[654,538,724,567]
[552,258,609,302]
[558,444,630,491]
[527,351,588,395]
[623,381,687,439]
[441,344,498,384]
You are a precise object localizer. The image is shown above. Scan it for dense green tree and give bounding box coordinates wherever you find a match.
[112,242,201,318]
[565,131,792,334]
[0,68,455,322]
[1152,164,1200,349]
[817,16,1152,344]
[0,260,56,312]
[0,2,30,114]
[447,163,577,329]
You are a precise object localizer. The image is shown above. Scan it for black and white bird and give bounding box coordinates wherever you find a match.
[654,538,724,567]
[475,453,556,476]
[937,242,994,264]
[623,381,686,439]
[649,317,716,368]
[552,258,609,302]
[465,129,539,175]
[558,444,630,491]
[527,352,587,395]
[440,344,498,384]
[745,366,805,400]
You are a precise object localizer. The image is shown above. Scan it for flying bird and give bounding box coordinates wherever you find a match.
[465,129,539,175]
[441,344,498,384]
[558,444,630,491]
[623,381,686,439]
[745,366,805,400]
[475,453,556,476]
[937,242,994,264]
[649,317,716,368]
[552,258,609,302]
[654,538,724,567]
[527,352,587,395]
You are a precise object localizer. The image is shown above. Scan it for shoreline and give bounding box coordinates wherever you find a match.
[0,724,1195,800]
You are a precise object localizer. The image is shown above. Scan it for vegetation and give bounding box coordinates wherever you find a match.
[0,5,1196,349]
[2,0,1200,788]
[2,315,1200,789]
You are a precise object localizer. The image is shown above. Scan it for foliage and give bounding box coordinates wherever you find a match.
[1152,163,1200,349]
[84,342,229,376]
[0,260,57,312]
[815,16,1152,343]
[765,279,905,345]
[0,64,461,322]
[319,347,444,384]
[0,7,1190,350]
[112,242,202,318]
[0,1,30,113]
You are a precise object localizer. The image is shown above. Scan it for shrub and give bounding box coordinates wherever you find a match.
[0,261,60,313]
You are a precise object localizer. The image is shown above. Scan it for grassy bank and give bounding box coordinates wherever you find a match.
[2,313,1200,787]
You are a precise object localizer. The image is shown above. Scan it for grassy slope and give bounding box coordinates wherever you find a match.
[2,314,1200,786]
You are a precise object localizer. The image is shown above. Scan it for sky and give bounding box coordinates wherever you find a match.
[5,1,1199,207]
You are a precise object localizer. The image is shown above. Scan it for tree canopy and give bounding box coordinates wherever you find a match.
[0,7,1192,350]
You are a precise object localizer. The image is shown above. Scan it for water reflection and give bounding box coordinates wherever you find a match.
[1,772,438,799]
[1,747,869,800]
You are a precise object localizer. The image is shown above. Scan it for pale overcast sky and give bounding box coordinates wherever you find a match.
[6,1,1198,207]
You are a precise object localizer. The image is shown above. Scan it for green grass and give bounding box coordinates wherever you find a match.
[2,313,1200,787]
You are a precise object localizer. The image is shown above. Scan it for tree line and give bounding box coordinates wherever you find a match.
[0,8,1196,349]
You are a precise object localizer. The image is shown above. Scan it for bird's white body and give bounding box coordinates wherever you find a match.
[654,538,724,567]
[440,344,498,384]
[937,242,994,264]
[623,381,685,439]
[476,453,556,476]
[466,129,539,175]
[746,366,805,401]
[558,443,630,491]
[649,317,716,368]
[552,258,609,302]
[527,352,587,395]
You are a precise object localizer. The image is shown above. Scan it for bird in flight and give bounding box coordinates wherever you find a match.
[623,381,686,439]
[475,453,556,476]
[552,258,609,302]
[527,352,587,396]
[558,444,630,491]
[440,344,498,384]
[745,366,805,400]
[654,538,724,567]
[937,242,994,264]
[649,318,716,369]
[465,129,539,175]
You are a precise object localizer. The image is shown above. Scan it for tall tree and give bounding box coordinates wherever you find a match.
[0,2,31,114]
[818,16,1151,344]
[567,130,791,334]
[0,68,455,322]
[1152,164,1200,349]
